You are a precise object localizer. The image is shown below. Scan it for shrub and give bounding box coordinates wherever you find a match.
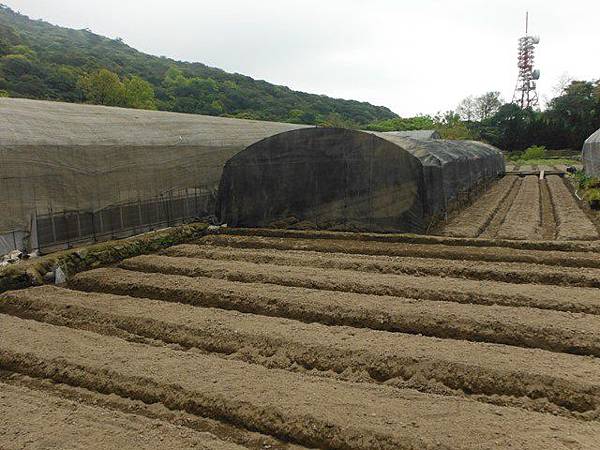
[583,189,600,209]
[521,145,546,160]
[508,151,523,161]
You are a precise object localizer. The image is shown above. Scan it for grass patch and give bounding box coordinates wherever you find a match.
[507,158,580,167]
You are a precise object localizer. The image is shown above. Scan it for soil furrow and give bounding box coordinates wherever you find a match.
[2,315,600,450]
[441,176,518,237]
[0,373,298,450]
[118,255,600,315]
[197,234,600,268]
[540,178,558,240]
[209,226,600,252]
[3,285,600,417]
[478,175,523,238]
[0,381,241,450]
[164,244,600,288]
[547,175,599,240]
[497,176,542,240]
[69,267,600,356]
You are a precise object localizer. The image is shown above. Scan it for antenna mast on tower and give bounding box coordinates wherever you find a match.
[512,12,541,108]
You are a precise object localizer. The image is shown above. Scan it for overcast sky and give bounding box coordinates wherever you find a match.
[4,0,600,116]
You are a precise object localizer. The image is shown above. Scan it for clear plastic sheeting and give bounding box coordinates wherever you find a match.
[0,98,309,235]
[218,128,505,233]
[583,128,600,177]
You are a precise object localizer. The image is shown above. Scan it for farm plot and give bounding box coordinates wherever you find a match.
[441,173,599,241]
[441,175,518,238]
[496,176,541,240]
[2,229,600,448]
[547,175,599,240]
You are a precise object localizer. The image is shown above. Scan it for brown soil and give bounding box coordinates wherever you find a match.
[116,254,600,315]
[539,178,558,240]
[3,228,600,447]
[0,381,241,449]
[212,226,600,252]
[197,234,600,268]
[497,176,542,240]
[71,266,600,356]
[547,176,599,240]
[3,285,600,418]
[165,244,600,288]
[3,314,600,449]
[441,176,518,237]
[479,175,523,238]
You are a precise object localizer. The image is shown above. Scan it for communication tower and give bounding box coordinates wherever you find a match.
[512,12,540,108]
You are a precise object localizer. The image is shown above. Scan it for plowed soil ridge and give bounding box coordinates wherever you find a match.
[0,381,241,450]
[164,244,600,288]
[197,234,600,268]
[441,176,518,238]
[497,176,541,240]
[479,175,523,239]
[118,255,600,315]
[3,286,600,417]
[69,267,600,356]
[211,226,600,252]
[3,314,600,450]
[0,373,293,450]
[547,175,599,240]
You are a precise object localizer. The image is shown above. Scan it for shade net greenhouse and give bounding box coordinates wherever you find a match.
[217,128,505,233]
[0,98,307,250]
[583,128,600,177]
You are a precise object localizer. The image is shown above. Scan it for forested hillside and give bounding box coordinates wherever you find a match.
[0,4,396,126]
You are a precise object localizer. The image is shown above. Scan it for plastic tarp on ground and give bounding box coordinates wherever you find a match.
[0,98,308,234]
[217,128,505,233]
[583,128,600,177]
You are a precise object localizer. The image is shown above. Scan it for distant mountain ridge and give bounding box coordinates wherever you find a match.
[0,4,397,125]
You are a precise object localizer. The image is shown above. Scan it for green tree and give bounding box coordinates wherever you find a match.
[366,115,436,132]
[434,111,476,140]
[124,75,156,109]
[77,69,126,106]
[545,81,600,150]
[0,53,33,77]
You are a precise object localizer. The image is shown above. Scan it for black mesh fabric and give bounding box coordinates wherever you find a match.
[218,128,505,233]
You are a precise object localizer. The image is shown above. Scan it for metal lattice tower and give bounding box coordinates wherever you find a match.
[512,12,540,109]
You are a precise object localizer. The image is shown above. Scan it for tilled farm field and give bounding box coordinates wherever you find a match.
[3,230,600,448]
[442,175,600,240]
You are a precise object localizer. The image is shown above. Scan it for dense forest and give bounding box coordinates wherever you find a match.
[1,4,598,151]
[0,5,396,126]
